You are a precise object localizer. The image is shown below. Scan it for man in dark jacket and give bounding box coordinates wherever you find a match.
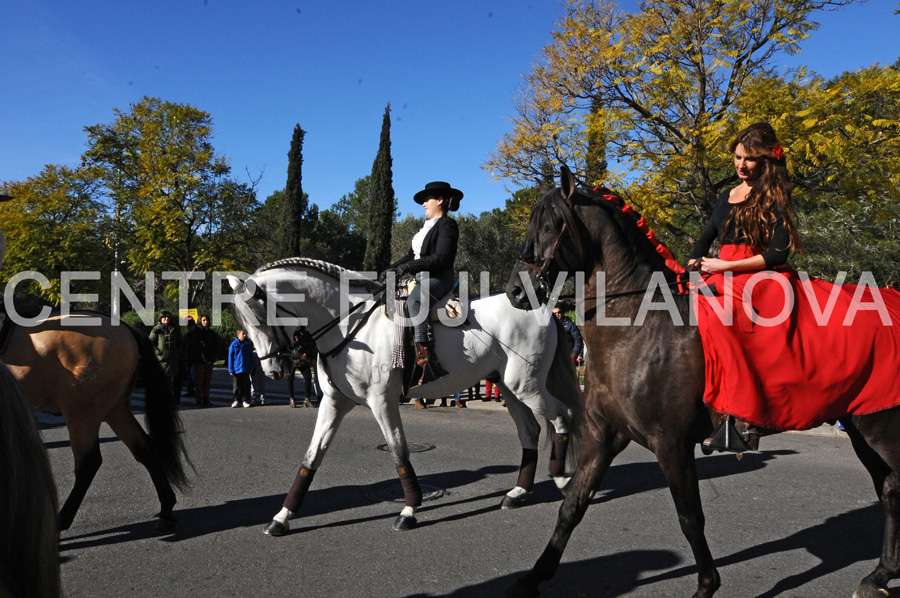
[149,310,183,403]
[553,307,583,369]
[193,314,218,407]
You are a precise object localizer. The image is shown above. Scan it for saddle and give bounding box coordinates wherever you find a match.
[388,282,467,395]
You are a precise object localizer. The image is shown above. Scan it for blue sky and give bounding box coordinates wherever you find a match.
[2,1,897,219]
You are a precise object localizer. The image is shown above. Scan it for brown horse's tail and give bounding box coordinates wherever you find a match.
[547,316,584,473]
[0,362,61,598]
[127,325,191,491]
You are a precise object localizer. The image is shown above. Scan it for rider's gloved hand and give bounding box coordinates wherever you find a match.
[379,264,409,283]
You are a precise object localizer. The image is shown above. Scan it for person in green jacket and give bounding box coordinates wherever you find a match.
[149,310,183,403]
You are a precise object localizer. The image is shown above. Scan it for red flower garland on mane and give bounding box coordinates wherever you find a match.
[593,186,688,292]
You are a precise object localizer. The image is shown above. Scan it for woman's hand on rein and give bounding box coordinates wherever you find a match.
[698,257,730,274]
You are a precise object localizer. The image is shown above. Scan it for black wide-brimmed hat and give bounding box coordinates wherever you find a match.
[413,181,463,211]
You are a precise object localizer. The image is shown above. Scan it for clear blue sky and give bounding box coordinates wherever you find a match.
[2,1,897,218]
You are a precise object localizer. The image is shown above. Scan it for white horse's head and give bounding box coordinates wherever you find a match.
[228,258,383,381]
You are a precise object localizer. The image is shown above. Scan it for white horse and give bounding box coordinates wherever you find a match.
[228,257,582,534]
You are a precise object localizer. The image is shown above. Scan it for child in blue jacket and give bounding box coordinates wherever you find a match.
[228,329,254,408]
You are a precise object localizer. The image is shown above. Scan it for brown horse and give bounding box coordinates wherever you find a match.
[504,166,900,598]
[0,359,60,598]
[0,311,190,533]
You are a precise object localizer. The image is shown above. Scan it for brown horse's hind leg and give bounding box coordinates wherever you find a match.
[508,418,630,598]
[106,406,177,534]
[655,439,721,598]
[59,438,102,531]
[843,417,900,597]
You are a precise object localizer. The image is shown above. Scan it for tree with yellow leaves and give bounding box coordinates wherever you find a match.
[485,0,860,251]
[0,165,108,303]
[83,96,259,304]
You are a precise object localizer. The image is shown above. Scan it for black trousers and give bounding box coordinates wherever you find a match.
[232,372,251,403]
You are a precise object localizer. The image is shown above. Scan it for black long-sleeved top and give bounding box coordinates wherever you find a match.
[689,191,790,268]
[390,216,459,286]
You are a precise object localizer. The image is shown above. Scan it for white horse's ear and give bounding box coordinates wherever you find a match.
[560,165,576,200]
[226,275,242,292]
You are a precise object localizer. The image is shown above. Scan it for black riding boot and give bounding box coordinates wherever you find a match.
[414,342,448,385]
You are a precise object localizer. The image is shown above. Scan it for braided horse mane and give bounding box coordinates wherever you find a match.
[255,257,384,293]
[584,185,686,281]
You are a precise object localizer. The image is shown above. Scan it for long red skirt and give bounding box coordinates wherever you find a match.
[693,245,900,430]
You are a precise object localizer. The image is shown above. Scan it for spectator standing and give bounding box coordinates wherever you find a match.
[193,314,217,407]
[182,316,199,399]
[553,307,584,369]
[228,329,253,408]
[287,328,320,408]
[484,379,501,402]
[149,310,183,404]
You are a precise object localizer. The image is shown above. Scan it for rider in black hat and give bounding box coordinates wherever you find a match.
[383,181,462,387]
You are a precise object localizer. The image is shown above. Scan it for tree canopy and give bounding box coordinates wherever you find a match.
[485,0,858,237]
[82,96,259,302]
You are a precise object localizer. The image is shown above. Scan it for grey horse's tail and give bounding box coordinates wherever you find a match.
[127,325,191,491]
[546,317,584,473]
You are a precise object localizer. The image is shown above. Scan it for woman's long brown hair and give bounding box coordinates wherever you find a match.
[723,122,802,255]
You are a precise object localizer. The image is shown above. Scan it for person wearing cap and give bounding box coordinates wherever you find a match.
[383,181,462,388]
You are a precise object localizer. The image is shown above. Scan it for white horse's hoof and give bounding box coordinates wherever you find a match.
[392,514,417,531]
[501,494,528,510]
[264,519,290,536]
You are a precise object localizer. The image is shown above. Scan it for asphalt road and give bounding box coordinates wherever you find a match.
[41,372,898,598]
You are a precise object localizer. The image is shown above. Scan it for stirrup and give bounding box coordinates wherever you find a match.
[701,416,753,454]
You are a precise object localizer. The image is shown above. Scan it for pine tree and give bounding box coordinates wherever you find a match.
[363,105,395,272]
[284,124,307,258]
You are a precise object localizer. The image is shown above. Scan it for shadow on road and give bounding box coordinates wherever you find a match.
[403,549,683,598]
[634,503,886,597]
[401,503,893,598]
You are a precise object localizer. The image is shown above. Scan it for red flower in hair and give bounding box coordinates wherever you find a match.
[772,144,784,160]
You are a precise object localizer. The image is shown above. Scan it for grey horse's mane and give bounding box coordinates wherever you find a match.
[255,257,383,293]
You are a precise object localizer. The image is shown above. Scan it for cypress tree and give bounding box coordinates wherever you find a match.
[284,124,307,258]
[363,104,395,272]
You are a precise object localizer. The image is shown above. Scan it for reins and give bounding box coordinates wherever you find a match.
[254,281,386,361]
[520,186,695,304]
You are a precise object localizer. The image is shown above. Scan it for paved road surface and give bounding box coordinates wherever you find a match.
[40,371,896,597]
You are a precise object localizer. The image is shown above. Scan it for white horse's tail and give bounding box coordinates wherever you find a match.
[546,318,584,473]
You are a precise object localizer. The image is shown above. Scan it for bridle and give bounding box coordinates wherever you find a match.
[516,193,692,303]
[249,280,386,361]
[517,221,569,299]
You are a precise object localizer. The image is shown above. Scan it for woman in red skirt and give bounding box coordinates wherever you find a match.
[689,122,900,451]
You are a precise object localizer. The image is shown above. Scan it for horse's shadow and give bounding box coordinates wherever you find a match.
[402,504,892,597]
[403,549,683,598]
[634,502,889,597]
[58,451,786,552]
[59,464,520,550]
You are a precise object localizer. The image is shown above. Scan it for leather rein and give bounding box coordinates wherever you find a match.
[253,282,386,362]
[518,216,693,302]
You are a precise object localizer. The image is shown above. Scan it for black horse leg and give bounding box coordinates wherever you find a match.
[59,440,102,531]
[843,417,900,597]
[508,420,630,598]
[655,439,720,598]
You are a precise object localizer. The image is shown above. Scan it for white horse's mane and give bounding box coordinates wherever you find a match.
[255,257,383,293]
